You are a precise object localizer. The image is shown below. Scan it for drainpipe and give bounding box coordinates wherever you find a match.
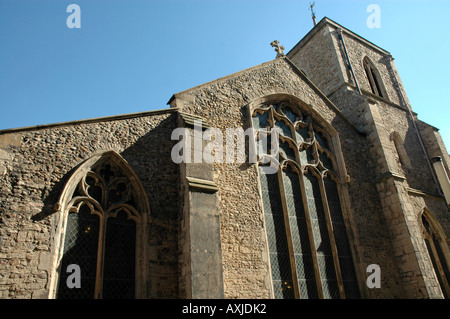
[385,55,443,196]
[336,28,362,95]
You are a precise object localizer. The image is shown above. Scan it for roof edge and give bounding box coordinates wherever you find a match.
[287,17,391,58]
[167,59,282,105]
[0,107,179,134]
[170,55,364,136]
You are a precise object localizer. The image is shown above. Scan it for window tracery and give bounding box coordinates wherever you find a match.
[55,152,146,299]
[251,101,360,299]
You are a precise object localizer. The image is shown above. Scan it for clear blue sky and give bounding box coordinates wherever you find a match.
[0,0,449,149]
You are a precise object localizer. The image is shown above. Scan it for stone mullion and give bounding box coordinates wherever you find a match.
[317,174,346,299]
[277,168,300,299]
[89,171,107,299]
[82,170,106,298]
[95,210,106,299]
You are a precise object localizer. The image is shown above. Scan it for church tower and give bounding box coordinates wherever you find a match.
[287,17,450,298]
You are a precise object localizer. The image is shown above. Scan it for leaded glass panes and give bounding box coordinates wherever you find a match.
[275,117,292,138]
[252,111,269,130]
[283,166,318,299]
[282,107,297,123]
[304,172,339,299]
[279,140,296,161]
[319,151,333,170]
[299,145,314,166]
[296,124,310,143]
[253,101,360,299]
[57,205,100,299]
[314,131,328,149]
[102,210,136,299]
[324,177,360,298]
[57,159,140,299]
[260,170,295,299]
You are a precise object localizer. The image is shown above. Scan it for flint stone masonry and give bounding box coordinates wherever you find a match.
[0,16,448,300]
[169,57,405,298]
[288,17,449,298]
[0,110,181,299]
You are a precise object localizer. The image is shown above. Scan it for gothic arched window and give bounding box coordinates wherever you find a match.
[363,57,385,99]
[421,209,450,299]
[251,100,360,299]
[52,151,149,299]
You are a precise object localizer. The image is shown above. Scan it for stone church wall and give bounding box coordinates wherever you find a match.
[1,23,446,298]
[170,57,405,298]
[288,19,449,298]
[0,110,181,298]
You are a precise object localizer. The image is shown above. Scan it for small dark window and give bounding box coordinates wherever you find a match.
[364,58,384,98]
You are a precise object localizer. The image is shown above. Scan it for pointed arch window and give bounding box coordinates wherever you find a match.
[53,151,148,299]
[252,101,360,299]
[420,209,450,298]
[363,57,385,98]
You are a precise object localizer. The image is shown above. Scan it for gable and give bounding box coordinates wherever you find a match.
[168,56,361,136]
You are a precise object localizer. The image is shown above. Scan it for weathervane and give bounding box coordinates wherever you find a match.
[270,40,285,58]
[309,1,317,26]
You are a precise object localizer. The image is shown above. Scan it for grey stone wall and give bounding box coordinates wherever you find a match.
[1,17,448,300]
[0,110,181,298]
[288,24,346,97]
[170,57,405,298]
[287,18,449,298]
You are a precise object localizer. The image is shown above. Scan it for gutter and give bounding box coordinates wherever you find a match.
[337,28,362,95]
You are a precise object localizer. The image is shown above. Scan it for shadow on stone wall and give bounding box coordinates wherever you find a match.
[403,122,440,194]
[29,112,181,298]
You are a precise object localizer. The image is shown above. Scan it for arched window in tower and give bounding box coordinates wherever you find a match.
[53,151,149,299]
[251,101,360,299]
[420,209,450,299]
[363,57,385,98]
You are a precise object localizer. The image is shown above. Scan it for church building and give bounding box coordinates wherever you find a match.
[0,17,449,299]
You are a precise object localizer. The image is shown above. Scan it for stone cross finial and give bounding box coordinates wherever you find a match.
[309,1,317,26]
[270,40,285,58]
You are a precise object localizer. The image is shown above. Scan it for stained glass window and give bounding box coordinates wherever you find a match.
[252,101,360,299]
[57,159,140,299]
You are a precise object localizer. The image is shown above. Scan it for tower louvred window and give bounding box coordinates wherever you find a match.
[364,58,384,98]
